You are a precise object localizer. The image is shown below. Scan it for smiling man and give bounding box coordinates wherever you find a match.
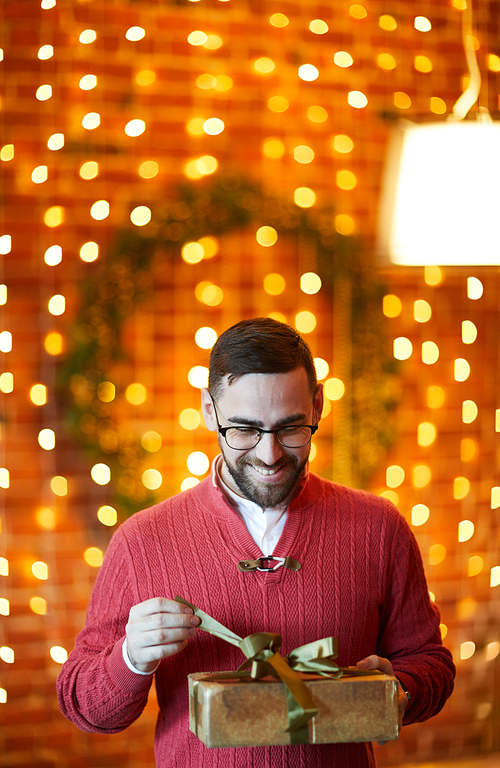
[204,368,321,509]
[58,317,455,768]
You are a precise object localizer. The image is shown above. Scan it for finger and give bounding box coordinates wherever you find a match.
[356,654,394,675]
[130,596,196,618]
[129,602,201,629]
[137,625,198,649]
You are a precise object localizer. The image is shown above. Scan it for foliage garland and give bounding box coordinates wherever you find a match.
[59,173,399,518]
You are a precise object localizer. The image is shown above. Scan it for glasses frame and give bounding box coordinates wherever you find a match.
[209,394,318,451]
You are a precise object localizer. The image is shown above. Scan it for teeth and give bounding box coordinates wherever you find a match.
[254,466,279,476]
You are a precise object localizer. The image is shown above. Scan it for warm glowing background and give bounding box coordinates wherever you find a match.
[0,1,499,766]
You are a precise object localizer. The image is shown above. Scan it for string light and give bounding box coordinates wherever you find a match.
[179,409,201,430]
[187,452,209,476]
[263,274,285,295]
[335,215,355,235]
[295,311,316,333]
[126,27,146,41]
[80,242,99,262]
[308,106,328,122]
[414,55,433,73]
[386,465,405,488]
[50,646,68,664]
[97,506,117,526]
[141,432,162,452]
[293,187,316,208]
[254,58,275,74]
[467,277,483,300]
[309,20,329,35]
[90,201,109,220]
[142,469,163,490]
[188,366,209,389]
[270,13,289,27]
[82,113,100,130]
[44,245,62,265]
[314,358,329,380]
[332,135,354,153]
[415,17,432,32]
[422,341,439,364]
[300,273,321,295]
[47,133,64,150]
[412,504,430,526]
[394,92,411,109]
[348,91,368,108]
[383,295,402,318]
[0,144,14,161]
[334,52,354,68]
[195,327,218,349]
[79,29,96,44]
[349,5,367,19]
[414,300,432,322]
[393,337,412,360]
[256,226,278,246]
[298,64,319,81]
[323,378,345,401]
[293,145,314,163]
[125,119,146,137]
[125,383,147,405]
[379,15,397,31]
[263,138,285,159]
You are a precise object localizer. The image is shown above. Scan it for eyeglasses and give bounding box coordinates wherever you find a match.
[210,396,318,451]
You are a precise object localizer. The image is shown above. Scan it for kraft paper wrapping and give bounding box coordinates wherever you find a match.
[188,671,399,748]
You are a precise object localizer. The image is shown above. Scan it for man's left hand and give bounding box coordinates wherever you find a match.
[356,654,409,744]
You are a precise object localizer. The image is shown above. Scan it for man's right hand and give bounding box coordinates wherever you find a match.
[125,597,201,674]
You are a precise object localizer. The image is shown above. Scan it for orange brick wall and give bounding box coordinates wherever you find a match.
[0,1,499,766]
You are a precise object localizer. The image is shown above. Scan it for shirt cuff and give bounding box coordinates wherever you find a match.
[121,637,160,676]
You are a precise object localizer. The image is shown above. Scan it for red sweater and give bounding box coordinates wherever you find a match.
[57,472,455,768]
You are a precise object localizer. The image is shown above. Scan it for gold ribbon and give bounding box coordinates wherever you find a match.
[176,596,381,744]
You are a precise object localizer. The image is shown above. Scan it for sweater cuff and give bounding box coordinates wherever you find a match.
[105,637,156,694]
[122,637,160,675]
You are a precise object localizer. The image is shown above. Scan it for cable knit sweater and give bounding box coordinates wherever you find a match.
[57,471,455,768]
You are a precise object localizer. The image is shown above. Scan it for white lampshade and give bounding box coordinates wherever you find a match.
[378,120,500,265]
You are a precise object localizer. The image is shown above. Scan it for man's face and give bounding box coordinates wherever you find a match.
[202,368,323,509]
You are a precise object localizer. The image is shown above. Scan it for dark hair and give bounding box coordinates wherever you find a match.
[208,317,317,399]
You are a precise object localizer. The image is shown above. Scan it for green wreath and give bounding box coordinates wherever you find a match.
[59,173,399,518]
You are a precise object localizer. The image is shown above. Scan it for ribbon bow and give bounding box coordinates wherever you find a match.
[176,596,380,744]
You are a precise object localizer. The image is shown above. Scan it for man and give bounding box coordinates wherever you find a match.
[57,317,455,768]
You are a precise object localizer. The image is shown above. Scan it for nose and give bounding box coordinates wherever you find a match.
[254,431,284,466]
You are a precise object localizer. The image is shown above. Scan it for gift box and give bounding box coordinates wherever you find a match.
[175,597,399,749]
[188,671,399,747]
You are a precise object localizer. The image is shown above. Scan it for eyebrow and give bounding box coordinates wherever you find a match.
[226,413,309,428]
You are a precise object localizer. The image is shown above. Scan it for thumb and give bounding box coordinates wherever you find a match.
[356,654,394,675]
[356,654,379,670]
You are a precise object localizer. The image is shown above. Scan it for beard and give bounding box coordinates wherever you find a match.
[220,442,308,509]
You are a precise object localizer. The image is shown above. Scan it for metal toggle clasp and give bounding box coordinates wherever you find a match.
[237,556,301,573]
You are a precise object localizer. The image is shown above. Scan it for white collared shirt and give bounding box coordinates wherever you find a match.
[211,455,287,556]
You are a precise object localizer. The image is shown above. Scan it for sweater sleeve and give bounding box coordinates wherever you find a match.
[56,527,154,734]
[377,507,455,725]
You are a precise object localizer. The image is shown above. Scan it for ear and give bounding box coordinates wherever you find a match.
[201,388,217,432]
[313,382,324,424]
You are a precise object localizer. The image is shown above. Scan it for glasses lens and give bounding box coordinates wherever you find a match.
[225,428,261,450]
[277,426,313,448]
